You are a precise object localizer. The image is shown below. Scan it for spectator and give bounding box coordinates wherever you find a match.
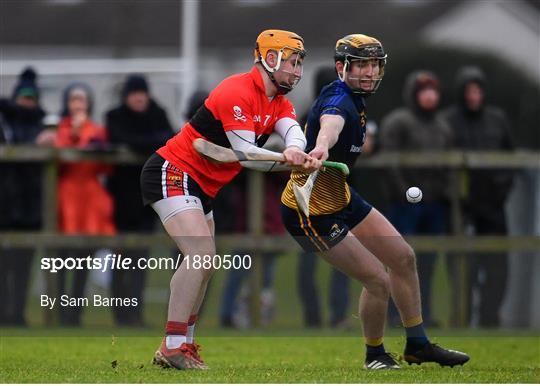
[297,67,351,328]
[218,172,284,328]
[36,114,61,145]
[105,74,174,326]
[184,90,209,122]
[441,66,514,327]
[52,82,115,325]
[0,67,45,326]
[379,71,453,327]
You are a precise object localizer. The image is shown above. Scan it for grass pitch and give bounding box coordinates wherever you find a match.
[1,330,539,383]
[2,250,539,382]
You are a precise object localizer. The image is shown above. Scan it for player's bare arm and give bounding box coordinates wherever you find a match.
[309,114,345,161]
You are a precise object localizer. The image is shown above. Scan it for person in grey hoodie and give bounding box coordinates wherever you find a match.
[441,66,514,327]
[379,71,453,327]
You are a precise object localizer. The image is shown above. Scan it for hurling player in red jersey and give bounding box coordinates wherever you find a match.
[141,29,321,370]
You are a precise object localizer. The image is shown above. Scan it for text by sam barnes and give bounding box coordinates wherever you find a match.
[40,295,138,309]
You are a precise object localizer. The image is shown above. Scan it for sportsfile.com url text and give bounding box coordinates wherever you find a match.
[40,254,252,273]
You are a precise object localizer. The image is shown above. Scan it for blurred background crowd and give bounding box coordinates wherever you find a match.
[1,0,539,331]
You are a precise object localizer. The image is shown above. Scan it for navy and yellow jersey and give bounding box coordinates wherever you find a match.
[281,80,367,216]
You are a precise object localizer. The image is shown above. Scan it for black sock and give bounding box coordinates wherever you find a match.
[405,322,429,349]
[366,343,385,359]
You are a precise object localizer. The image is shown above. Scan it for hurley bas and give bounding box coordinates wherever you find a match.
[40,295,138,310]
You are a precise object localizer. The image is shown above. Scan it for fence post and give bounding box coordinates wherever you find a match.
[42,155,58,326]
[247,170,264,327]
[449,165,468,327]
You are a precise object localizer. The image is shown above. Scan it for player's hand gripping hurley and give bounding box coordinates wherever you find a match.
[193,138,348,173]
[193,138,349,217]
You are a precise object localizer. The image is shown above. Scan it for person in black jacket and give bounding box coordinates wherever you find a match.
[441,66,514,327]
[379,71,453,327]
[0,67,45,326]
[105,74,175,326]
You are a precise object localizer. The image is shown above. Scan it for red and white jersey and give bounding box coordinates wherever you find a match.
[157,66,297,197]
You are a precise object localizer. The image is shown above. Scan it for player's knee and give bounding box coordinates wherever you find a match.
[404,245,417,271]
[200,265,216,281]
[366,272,390,299]
[190,248,217,280]
[402,244,416,272]
[393,244,416,272]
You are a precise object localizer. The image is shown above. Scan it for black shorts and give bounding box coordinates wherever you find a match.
[140,153,213,222]
[281,187,372,252]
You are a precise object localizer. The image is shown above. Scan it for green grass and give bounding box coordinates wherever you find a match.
[1,331,539,383]
[4,248,539,382]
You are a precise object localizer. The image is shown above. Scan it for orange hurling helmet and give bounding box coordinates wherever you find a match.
[254,29,306,73]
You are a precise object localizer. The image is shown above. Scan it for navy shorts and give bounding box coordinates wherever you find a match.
[281,187,372,252]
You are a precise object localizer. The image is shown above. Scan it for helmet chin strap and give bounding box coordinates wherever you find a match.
[276,81,293,95]
[267,70,293,95]
[338,60,349,82]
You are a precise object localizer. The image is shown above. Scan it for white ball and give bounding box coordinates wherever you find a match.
[406,186,423,203]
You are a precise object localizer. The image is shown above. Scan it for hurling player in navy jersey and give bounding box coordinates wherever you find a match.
[281,34,469,370]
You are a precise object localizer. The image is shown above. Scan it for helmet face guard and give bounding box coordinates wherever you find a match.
[254,29,307,94]
[338,56,386,95]
[272,50,305,93]
[334,35,387,95]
